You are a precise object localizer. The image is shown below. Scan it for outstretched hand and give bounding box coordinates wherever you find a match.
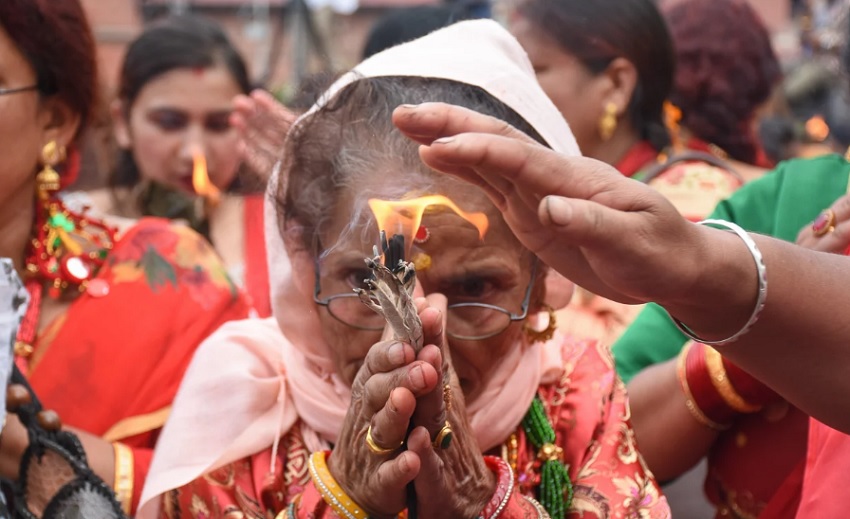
[392,102,704,307]
[230,89,297,179]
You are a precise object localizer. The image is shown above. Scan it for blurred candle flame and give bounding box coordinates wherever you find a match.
[192,151,220,203]
[806,115,830,143]
[368,195,489,250]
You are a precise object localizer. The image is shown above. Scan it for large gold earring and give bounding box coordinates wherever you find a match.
[598,102,618,141]
[36,141,65,200]
[523,304,557,344]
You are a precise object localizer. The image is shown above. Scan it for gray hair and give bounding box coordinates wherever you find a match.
[277,76,546,257]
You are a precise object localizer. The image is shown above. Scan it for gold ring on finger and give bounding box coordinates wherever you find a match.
[365,425,402,455]
[432,421,453,450]
[813,209,837,237]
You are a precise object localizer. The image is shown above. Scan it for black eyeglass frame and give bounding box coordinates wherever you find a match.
[313,257,540,340]
[0,85,38,97]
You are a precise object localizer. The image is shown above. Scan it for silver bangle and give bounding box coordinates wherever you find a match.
[670,219,768,346]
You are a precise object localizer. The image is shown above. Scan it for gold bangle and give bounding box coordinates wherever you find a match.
[112,442,134,515]
[704,346,761,413]
[676,345,729,431]
[308,451,368,519]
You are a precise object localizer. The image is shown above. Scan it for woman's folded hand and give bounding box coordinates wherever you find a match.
[328,304,441,517]
[407,294,496,519]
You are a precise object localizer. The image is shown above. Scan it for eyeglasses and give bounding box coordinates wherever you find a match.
[314,258,539,341]
[0,85,38,97]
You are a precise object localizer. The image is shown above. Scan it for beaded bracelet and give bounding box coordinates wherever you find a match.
[676,344,730,431]
[522,496,552,518]
[112,442,134,515]
[671,219,767,346]
[480,456,515,519]
[308,451,368,519]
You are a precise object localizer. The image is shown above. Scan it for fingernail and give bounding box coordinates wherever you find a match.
[388,342,405,365]
[410,365,425,389]
[399,103,419,109]
[545,196,573,226]
[433,137,455,145]
[399,452,411,472]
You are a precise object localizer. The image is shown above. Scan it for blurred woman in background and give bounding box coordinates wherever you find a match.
[86,15,276,316]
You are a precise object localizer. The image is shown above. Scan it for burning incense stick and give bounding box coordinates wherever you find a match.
[357,231,423,352]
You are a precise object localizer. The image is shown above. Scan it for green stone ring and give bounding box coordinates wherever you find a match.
[433,421,453,450]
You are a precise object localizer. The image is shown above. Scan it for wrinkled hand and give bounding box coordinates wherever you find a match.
[407,294,494,519]
[796,194,850,254]
[230,89,297,179]
[392,103,702,306]
[329,302,443,517]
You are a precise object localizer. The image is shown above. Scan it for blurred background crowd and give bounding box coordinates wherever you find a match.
[70,0,850,191]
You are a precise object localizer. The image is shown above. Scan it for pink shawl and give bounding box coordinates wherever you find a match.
[138,19,580,518]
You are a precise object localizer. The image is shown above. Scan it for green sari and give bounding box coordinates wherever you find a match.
[613,154,850,382]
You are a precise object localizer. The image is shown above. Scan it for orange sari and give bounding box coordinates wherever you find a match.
[159,338,670,518]
[23,218,251,512]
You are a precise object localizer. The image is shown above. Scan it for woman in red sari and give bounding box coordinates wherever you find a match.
[0,1,251,513]
[139,21,669,519]
[508,0,780,347]
[83,15,287,317]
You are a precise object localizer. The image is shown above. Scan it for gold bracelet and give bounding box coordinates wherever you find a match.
[704,346,761,413]
[676,344,729,431]
[308,451,368,519]
[112,442,134,515]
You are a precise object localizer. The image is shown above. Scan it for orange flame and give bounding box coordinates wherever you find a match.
[192,151,221,203]
[368,195,489,247]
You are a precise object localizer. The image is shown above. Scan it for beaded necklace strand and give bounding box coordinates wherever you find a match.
[520,396,574,519]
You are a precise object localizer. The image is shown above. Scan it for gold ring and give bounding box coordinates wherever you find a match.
[443,384,452,412]
[813,209,837,237]
[365,425,402,455]
[432,421,453,450]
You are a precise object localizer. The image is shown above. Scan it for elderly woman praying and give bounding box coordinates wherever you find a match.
[138,21,669,519]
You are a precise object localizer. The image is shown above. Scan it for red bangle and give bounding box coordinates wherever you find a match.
[721,357,780,406]
[682,343,735,428]
[481,456,514,519]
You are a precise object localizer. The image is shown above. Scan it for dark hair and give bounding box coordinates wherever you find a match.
[665,0,780,164]
[0,0,97,141]
[362,5,476,59]
[279,76,546,254]
[518,0,674,151]
[758,116,798,164]
[114,14,252,187]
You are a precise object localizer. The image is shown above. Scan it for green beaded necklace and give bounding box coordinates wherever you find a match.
[520,396,574,519]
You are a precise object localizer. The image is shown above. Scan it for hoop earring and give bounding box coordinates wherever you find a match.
[36,141,65,199]
[523,304,557,344]
[598,102,618,141]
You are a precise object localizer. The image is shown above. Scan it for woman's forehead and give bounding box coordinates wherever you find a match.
[322,202,521,261]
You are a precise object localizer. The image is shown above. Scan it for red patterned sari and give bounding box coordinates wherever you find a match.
[22,218,251,513]
[159,338,670,518]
